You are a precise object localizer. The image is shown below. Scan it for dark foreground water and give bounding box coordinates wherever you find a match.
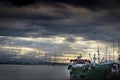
[0,65,70,80]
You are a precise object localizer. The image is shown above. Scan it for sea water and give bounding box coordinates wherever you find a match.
[0,65,70,80]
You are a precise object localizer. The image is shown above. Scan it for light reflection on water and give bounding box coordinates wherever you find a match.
[0,65,70,80]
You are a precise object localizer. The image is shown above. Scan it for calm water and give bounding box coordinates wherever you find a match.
[0,65,70,80]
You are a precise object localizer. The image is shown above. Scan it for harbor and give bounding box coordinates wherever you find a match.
[0,0,120,80]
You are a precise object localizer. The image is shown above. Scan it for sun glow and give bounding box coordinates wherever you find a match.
[0,45,46,55]
[0,36,66,44]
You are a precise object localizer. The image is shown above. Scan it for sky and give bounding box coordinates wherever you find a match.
[0,0,120,63]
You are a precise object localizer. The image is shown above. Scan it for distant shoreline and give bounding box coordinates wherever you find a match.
[0,62,68,66]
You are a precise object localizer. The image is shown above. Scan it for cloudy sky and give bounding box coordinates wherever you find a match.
[0,0,120,63]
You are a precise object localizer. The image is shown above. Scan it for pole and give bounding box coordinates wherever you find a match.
[105,45,108,61]
[113,36,115,62]
[93,54,96,66]
[97,41,100,63]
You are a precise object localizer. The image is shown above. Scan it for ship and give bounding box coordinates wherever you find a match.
[68,54,120,80]
[68,36,120,80]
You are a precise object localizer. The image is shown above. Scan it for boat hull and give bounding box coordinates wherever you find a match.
[69,64,120,80]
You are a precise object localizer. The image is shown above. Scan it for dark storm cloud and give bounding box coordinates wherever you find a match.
[0,27,25,36]
[0,8,65,21]
[1,0,120,10]
[0,0,120,63]
[0,0,120,41]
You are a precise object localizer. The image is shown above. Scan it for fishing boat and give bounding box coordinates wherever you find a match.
[68,36,120,80]
[68,54,120,80]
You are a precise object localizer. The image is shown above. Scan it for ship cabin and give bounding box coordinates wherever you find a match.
[70,59,91,68]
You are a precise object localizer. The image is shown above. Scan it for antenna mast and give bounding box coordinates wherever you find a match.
[113,36,115,62]
[105,44,108,61]
[97,41,100,63]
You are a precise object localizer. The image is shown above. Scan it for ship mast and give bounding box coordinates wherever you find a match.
[77,53,82,60]
[89,53,92,61]
[97,41,100,63]
[105,44,108,61]
[94,32,100,63]
[113,36,115,62]
[93,54,96,66]
[118,37,120,63]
